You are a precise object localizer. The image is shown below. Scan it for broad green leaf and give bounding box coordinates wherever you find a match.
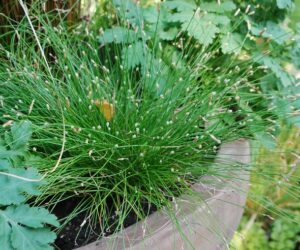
[99,27,136,44]
[0,168,42,205]
[167,10,195,23]
[0,205,58,250]
[145,58,171,95]
[159,27,179,40]
[10,121,32,152]
[255,132,277,150]
[11,226,55,250]
[0,121,57,250]
[0,121,32,161]
[161,0,232,46]
[182,17,219,46]
[113,0,143,27]
[276,0,293,9]
[290,43,300,69]
[272,85,300,127]
[162,0,196,11]
[143,6,170,39]
[122,41,148,69]
[0,219,12,249]
[0,159,10,170]
[275,98,300,127]
[251,21,290,45]
[270,217,300,249]
[288,115,300,128]
[202,13,230,25]
[201,1,236,13]
[221,32,242,54]
[142,7,159,23]
[0,148,24,160]
[2,205,59,228]
[258,56,294,88]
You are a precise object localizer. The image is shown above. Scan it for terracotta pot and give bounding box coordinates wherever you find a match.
[77,140,250,250]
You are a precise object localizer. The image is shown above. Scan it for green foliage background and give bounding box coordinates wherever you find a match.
[231,127,300,250]
[0,0,299,248]
[134,0,300,249]
[230,1,300,249]
[0,122,59,250]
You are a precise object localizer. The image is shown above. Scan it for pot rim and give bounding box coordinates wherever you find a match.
[76,139,251,250]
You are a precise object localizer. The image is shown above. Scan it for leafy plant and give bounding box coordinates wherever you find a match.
[0,0,299,249]
[270,217,300,250]
[231,126,300,249]
[98,0,300,141]
[0,121,59,250]
[0,3,274,243]
[231,218,269,250]
[133,0,300,129]
[231,217,300,250]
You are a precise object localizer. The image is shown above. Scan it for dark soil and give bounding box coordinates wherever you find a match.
[53,197,157,250]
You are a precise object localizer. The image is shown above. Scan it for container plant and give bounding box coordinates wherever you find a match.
[0,0,299,249]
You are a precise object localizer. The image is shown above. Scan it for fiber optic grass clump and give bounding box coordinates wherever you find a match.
[0,2,279,245]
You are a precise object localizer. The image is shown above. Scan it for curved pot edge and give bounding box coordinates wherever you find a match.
[76,140,250,250]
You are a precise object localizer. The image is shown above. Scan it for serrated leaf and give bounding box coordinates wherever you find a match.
[10,121,32,152]
[0,159,11,170]
[251,21,290,45]
[167,10,195,23]
[159,27,179,40]
[202,13,230,25]
[258,56,294,88]
[0,120,57,250]
[145,57,171,95]
[276,0,293,9]
[182,17,219,46]
[3,205,59,228]
[255,132,276,150]
[122,41,148,69]
[4,131,13,146]
[99,27,136,44]
[113,0,143,27]
[161,0,232,46]
[0,168,42,205]
[0,219,12,249]
[290,43,300,69]
[221,32,242,54]
[0,148,24,160]
[142,7,159,23]
[201,1,236,13]
[272,85,300,127]
[0,205,58,250]
[143,6,170,39]
[162,0,196,11]
[11,226,55,250]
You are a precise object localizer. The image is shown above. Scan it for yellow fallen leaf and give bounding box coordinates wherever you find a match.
[94,99,115,122]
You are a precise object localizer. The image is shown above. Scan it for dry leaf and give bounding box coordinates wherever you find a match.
[94,99,115,122]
